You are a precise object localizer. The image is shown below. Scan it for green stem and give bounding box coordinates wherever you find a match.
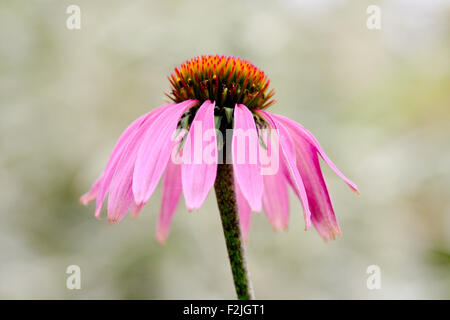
[214,163,254,300]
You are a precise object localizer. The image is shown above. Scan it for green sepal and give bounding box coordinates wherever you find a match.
[224,107,233,124]
[215,114,222,130]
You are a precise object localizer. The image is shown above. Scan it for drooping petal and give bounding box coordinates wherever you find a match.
[262,168,289,231]
[258,110,312,229]
[130,202,144,217]
[105,104,188,222]
[107,112,163,222]
[232,104,263,212]
[181,101,218,210]
[80,174,103,205]
[133,100,198,205]
[294,137,342,241]
[93,104,169,217]
[259,129,289,230]
[156,157,182,244]
[235,180,252,243]
[269,114,353,240]
[267,113,359,194]
[107,179,134,223]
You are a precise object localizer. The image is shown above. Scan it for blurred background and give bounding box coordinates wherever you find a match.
[0,0,449,299]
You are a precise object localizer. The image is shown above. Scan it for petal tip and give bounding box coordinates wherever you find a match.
[79,194,93,205]
[304,220,312,231]
[132,193,145,207]
[250,202,262,213]
[270,218,287,232]
[156,232,168,245]
[320,228,342,242]
[94,208,102,219]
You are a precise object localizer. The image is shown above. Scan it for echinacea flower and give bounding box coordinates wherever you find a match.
[81,55,358,243]
[81,55,359,299]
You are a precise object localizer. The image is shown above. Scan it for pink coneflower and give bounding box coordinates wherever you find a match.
[81,55,358,299]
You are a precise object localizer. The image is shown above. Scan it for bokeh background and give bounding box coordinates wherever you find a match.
[0,0,449,299]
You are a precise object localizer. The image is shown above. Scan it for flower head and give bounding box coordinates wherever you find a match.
[81,55,358,243]
[167,55,275,110]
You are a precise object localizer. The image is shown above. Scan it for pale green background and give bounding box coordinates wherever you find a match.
[0,0,449,299]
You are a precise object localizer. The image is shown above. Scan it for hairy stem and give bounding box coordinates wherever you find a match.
[214,163,254,300]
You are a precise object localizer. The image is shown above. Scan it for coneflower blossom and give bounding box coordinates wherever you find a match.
[81,55,358,244]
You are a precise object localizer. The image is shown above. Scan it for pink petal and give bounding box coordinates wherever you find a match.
[107,112,163,222]
[133,100,198,205]
[80,174,103,205]
[156,157,182,244]
[232,104,263,212]
[262,166,289,231]
[258,110,312,230]
[107,179,134,223]
[181,101,218,210]
[294,138,341,241]
[268,113,359,194]
[94,104,169,217]
[235,180,252,243]
[259,129,290,230]
[130,202,144,217]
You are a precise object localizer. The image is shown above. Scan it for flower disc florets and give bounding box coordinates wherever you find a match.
[167,55,275,110]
